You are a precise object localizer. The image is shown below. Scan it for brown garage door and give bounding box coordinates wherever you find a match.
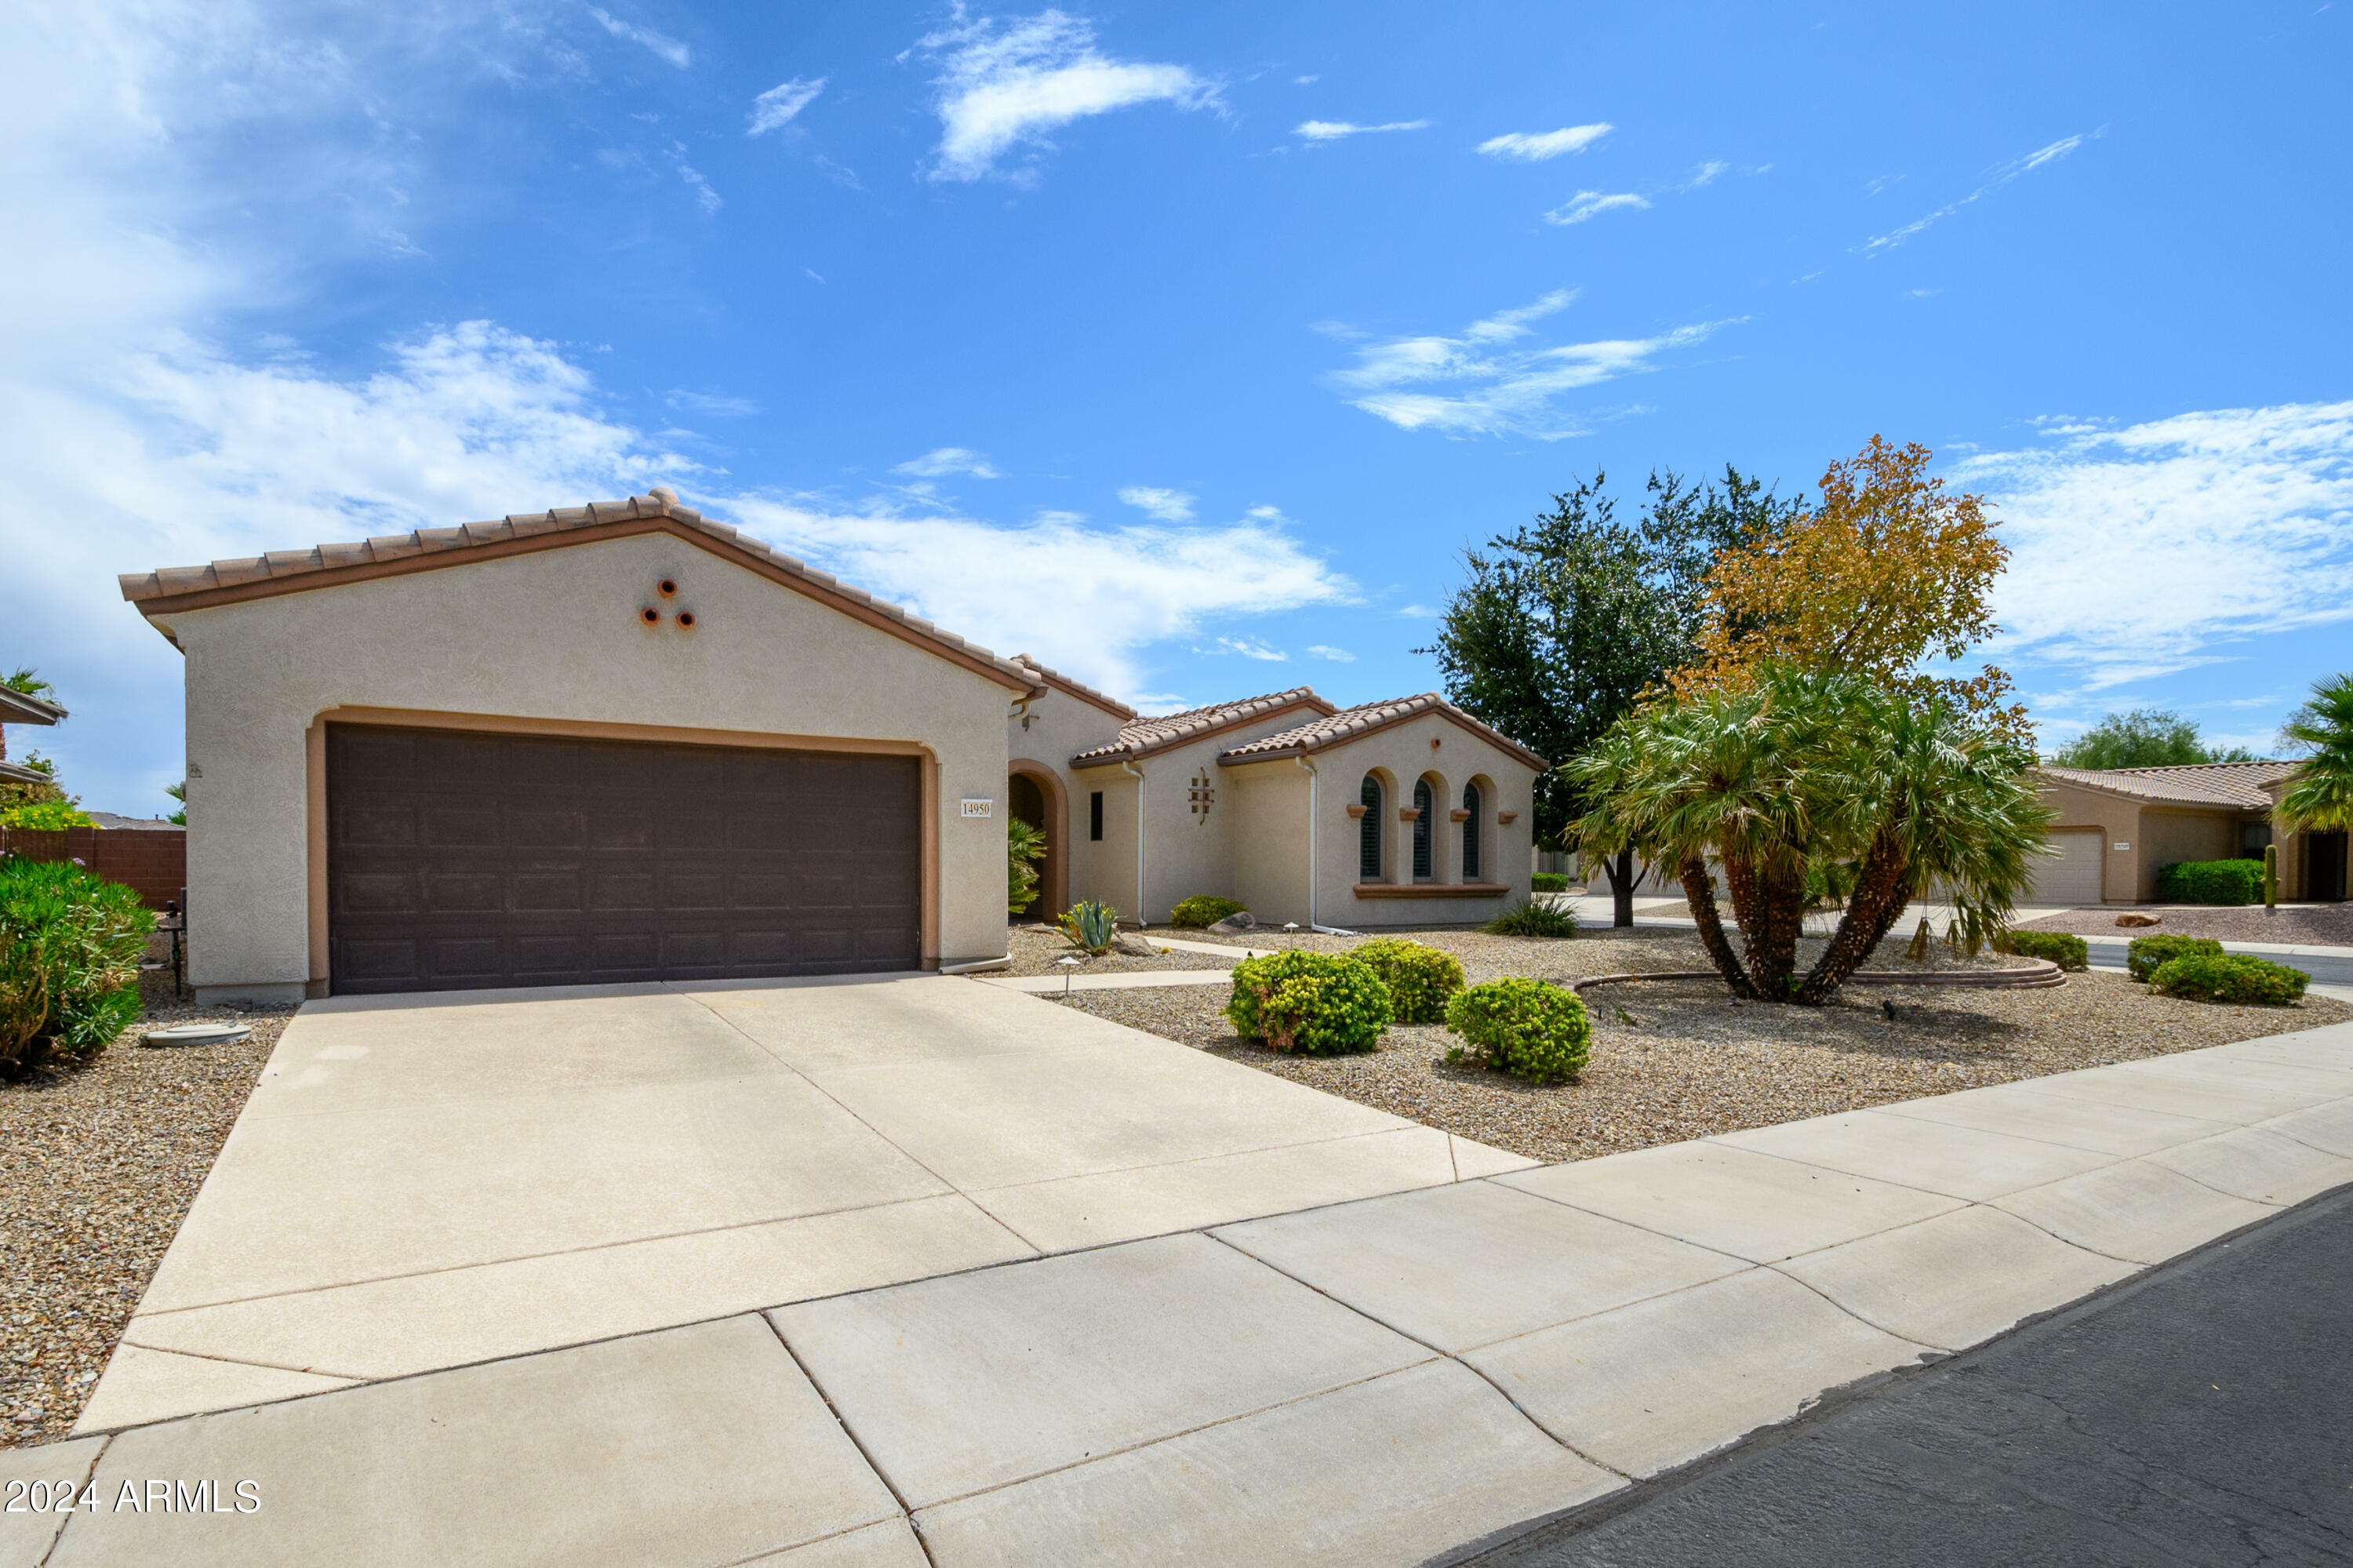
[327,724,921,995]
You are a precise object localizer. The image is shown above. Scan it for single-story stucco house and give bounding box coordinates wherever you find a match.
[2031,760,2347,906]
[122,491,1543,1002]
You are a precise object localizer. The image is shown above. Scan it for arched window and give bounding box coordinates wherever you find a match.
[1358,774,1383,879]
[1461,781,1482,881]
[1412,778,1434,879]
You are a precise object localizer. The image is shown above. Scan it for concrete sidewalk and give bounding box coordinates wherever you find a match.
[15,1017,2350,1566]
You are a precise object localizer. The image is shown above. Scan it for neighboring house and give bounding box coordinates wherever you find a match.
[2034,761,2346,904]
[0,683,67,786]
[1013,674,1543,933]
[120,491,1546,1003]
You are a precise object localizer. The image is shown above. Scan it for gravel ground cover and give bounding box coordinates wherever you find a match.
[1053,926,2351,1167]
[2019,903,2353,946]
[1004,924,1238,977]
[1,966,289,1450]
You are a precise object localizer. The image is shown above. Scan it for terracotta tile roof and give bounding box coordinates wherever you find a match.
[1013,654,1136,720]
[1070,687,1333,765]
[2038,760,2296,810]
[117,491,1040,691]
[1217,692,1549,770]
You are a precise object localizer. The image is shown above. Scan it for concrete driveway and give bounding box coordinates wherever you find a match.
[79,974,1530,1431]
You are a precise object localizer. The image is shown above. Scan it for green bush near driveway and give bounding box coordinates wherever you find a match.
[1444,977,1591,1085]
[1530,872,1570,893]
[1993,930,2089,971]
[1482,898,1579,938]
[1352,938,1466,1024]
[1225,950,1392,1055]
[2154,859,2264,906]
[2127,933,2224,982]
[1169,895,1247,930]
[1,857,153,1074]
[2149,953,2309,1006]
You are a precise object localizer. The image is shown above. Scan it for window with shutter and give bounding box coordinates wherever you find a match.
[1412,779,1433,879]
[1358,775,1382,879]
[1461,782,1482,880]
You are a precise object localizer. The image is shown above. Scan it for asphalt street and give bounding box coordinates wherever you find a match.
[1471,1181,2353,1567]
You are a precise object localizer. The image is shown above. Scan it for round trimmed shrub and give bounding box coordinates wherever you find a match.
[1225,950,1393,1054]
[1169,895,1247,930]
[1530,872,1570,893]
[2126,933,2224,982]
[2150,953,2309,1006]
[1352,939,1466,1024]
[1444,978,1591,1086]
[1994,930,2089,972]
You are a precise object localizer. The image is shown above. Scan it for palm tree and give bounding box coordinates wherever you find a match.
[2276,673,2353,838]
[1568,664,2050,1003]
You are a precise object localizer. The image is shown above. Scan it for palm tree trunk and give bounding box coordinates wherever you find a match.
[1798,831,1911,1002]
[1679,857,1758,999]
[1751,861,1806,999]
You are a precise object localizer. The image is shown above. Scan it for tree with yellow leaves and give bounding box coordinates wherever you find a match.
[1671,435,2027,738]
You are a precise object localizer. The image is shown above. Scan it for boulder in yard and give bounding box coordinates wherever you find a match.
[1208,911,1257,933]
[2115,912,2163,928]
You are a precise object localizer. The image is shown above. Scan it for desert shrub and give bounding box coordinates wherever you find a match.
[1352,939,1466,1024]
[1225,950,1392,1055]
[2154,859,2264,906]
[1530,872,1570,893]
[1007,820,1046,916]
[0,802,93,831]
[1444,978,1591,1085]
[1058,900,1119,955]
[1482,898,1578,938]
[1993,930,2089,971]
[1169,895,1247,930]
[2127,933,2224,982]
[2149,952,2309,1006]
[0,857,152,1073]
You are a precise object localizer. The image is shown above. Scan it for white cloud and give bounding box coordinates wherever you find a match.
[1864,133,2087,254]
[1684,160,1729,188]
[1398,604,1438,618]
[1292,74,1318,85]
[747,77,825,136]
[590,8,690,70]
[894,446,1000,479]
[1118,485,1195,522]
[666,143,721,213]
[1296,118,1429,141]
[1475,124,1611,161]
[1955,402,2353,688]
[1326,291,1733,440]
[914,9,1217,183]
[1544,190,1649,226]
[1205,636,1287,661]
[1306,644,1355,662]
[667,389,757,418]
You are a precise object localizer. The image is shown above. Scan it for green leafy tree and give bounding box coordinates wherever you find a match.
[1422,467,1794,926]
[1569,666,2051,1002]
[2049,708,2258,769]
[2275,674,2353,836]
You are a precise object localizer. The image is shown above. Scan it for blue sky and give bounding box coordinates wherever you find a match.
[4,0,2350,817]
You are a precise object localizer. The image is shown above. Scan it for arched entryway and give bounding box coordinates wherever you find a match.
[1008,762,1068,920]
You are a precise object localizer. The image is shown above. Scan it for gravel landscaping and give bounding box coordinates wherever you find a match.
[1004,924,1238,977]
[1053,926,2351,1166]
[1,977,289,1450]
[2019,903,2353,946]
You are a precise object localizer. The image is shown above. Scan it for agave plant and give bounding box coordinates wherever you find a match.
[1058,900,1120,956]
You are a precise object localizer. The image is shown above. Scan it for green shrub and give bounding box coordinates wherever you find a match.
[1993,930,2089,971]
[1225,950,1392,1054]
[1007,820,1046,916]
[2127,933,2224,982]
[1482,898,1578,938]
[2154,859,2264,906]
[1444,978,1591,1086]
[1169,895,1247,930]
[0,858,152,1073]
[2149,952,2309,1006]
[1352,939,1466,1024]
[1530,872,1570,893]
[0,802,93,831]
[1058,900,1119,955]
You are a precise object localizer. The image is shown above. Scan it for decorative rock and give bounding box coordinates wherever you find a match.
[2115,913,2163,928]
[142,1022,253,1049]
[1208,912,1258,933]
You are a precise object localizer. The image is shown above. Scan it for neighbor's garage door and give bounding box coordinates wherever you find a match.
[327,724,920,995]
[2030,830,2104,907]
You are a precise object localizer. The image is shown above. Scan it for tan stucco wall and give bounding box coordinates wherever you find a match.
[2035,776,2265,903]
[159,532,1015,997]
[1007,683,1126,921]
[1227,760,1314,926]
[1073,766,1142,919]
[1304,712,1538,929]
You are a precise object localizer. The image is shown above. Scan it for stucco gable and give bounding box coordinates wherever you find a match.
[118,490,1038,693]
[1071,687,1336,767]
[1216,693,1547,771]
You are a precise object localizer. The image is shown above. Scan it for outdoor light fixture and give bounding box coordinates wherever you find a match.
[1057,955,1081,995]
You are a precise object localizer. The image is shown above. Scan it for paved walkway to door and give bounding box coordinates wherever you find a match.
[75,974,1530,1432]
